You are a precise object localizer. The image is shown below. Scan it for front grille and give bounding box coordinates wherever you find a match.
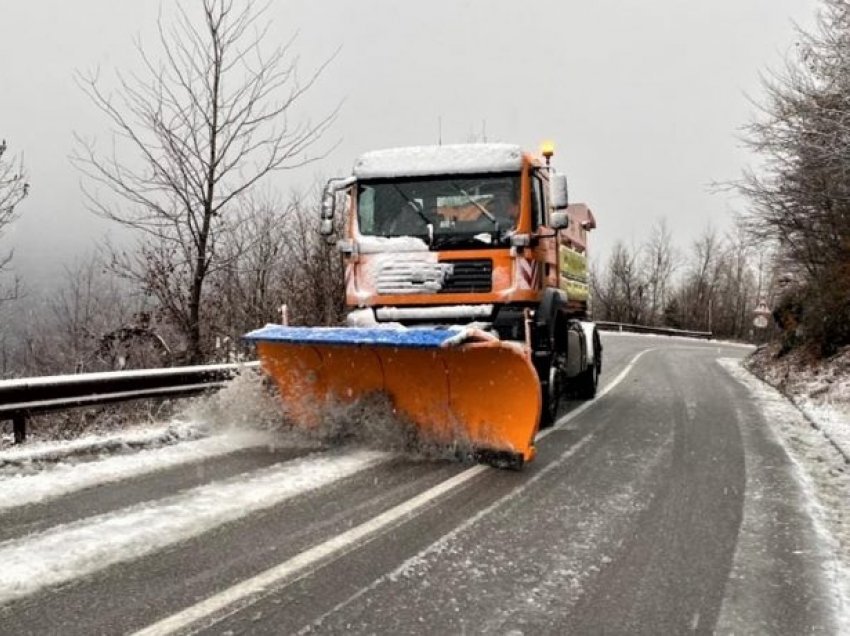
[439,259,492,293]
[375,260,447,295]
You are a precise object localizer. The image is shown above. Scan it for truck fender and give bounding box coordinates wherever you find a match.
[532,288,564,353]
[565,320,601,376]
[579,321,600,367]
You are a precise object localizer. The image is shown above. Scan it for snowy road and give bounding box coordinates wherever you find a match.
[0,334,846,634]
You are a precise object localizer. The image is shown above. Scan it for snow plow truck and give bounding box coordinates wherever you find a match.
[245,142,601,468]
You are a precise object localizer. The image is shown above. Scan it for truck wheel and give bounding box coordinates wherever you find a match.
[539,353,565,429]
[533,291,564,430]
[576,360,599,399]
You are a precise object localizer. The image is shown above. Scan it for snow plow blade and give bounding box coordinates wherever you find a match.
[243,325,541,464]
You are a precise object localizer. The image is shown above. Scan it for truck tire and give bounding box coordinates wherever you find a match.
[534,292,568,430]
[539,353,564,429]
[576,327,602,399]
[576,360,598,399]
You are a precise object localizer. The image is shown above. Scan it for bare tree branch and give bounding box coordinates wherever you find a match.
[738,0,850,353]
[72,0,337,362]
[0,138,29,306]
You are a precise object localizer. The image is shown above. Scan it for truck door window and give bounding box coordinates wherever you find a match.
[357,186,376,233]
[531,175,546,229]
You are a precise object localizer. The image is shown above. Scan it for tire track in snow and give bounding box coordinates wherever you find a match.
[0,449,389,605]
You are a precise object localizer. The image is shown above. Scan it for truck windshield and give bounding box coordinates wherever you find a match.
[357,174,520,247]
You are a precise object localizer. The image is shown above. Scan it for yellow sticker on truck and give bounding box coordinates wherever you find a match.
[559,246,589,300]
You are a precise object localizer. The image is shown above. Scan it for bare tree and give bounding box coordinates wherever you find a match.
[592,221,762,339]
[274,186,345,325]
[205,189,293,353]
[721,222,758,337]
[739,0,850,352]
[0,138,29,302]
[592,241,646,323]
[674,226,723,331]
[7,255,154,375]
[72,0,336,362]
[641,218,679,325]
[207,184,344,358]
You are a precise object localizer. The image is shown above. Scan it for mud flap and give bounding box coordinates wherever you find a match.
[244,325,541,463]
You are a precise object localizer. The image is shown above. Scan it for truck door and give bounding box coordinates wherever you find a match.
[532,171,559,288]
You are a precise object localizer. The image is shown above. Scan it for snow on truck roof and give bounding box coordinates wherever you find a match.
[352,143,524,179]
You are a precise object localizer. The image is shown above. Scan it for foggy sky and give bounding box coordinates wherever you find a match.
[0,0,817,290]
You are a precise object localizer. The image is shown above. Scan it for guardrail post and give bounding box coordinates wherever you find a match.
[12,413,26,444]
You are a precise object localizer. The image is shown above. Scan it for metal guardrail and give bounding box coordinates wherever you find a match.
[0,362,260,444]
[596,321,713,339]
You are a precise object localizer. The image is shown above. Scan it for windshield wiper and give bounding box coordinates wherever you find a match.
[449,184,500,236]
[391,184,433,244]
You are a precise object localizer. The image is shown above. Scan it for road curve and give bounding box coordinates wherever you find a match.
[0,334,839,635]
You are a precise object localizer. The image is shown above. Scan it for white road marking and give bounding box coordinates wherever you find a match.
[0,449,388,605]
[539,347,656,439]
[300,433,597,634]
[135,347,655,635]
[133,464,491,636]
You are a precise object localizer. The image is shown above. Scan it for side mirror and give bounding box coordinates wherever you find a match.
[319,176,356,237]
[550,211,569,230]
[550,173,569,210]
[319,218,334,236]
[321,180,337,218]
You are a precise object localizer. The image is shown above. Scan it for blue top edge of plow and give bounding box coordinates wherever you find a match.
[243,324,465,349]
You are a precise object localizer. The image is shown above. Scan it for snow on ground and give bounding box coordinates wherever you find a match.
[0,449,389,605]
[719,358,850,625]
[747,344,850,461]
[0,421,202,468]
[800,399,850,460]
[0,428,278,511]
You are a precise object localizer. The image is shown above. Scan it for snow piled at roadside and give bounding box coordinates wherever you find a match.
[719,358,850,625]
[0,428,276,511]
[0,370,299,506]
[747,344,850,460]
[799,399,850,460]
[0,449,388,605]
[0,421,202,467]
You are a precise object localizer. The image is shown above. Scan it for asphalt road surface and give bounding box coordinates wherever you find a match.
[0,334,840,635]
